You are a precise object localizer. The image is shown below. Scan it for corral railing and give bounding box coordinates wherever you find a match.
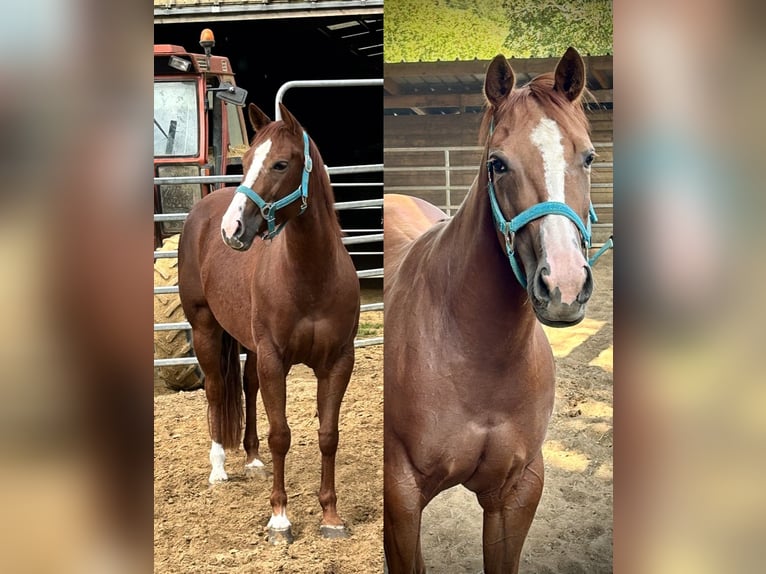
[384,142,613,245]
[154,164,383,368]
[155,77,384,369]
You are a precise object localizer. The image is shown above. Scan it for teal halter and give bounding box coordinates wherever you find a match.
[235,130,312,240]
[486,158,611,289]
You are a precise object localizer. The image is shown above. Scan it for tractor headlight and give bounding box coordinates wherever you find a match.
[157,165,202,234]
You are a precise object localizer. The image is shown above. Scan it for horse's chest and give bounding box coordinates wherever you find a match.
[401,351,555,487]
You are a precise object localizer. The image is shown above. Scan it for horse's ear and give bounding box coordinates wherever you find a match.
[554,47,586,102]
[278,103,302,135]
[484,55,515,108]
[248,103,272,132]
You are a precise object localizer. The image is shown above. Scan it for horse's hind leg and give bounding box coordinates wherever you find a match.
[314,348,354,538]
[476,454,545,574]
[243,351,268,478]
[189,306,242,484]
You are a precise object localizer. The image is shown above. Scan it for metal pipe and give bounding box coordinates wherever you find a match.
[341,233,383,246]
[327,163,383,175]
[155,335,384,367]
[356,268,383,279]
[275,79,383,120]
[334,199,382,210]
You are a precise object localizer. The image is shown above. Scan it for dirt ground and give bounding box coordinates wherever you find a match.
[154,303,384,574]
[154,255,612,573]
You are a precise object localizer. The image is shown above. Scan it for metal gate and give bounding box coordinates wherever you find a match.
[154,79,383,369]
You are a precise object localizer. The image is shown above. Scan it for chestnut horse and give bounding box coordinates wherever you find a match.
[178,103,360,543]
[384,48,597,573]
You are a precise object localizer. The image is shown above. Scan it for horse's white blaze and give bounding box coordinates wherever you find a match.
[221,138,272,242]
[208,441,228,483]
[267,509,291,530]
[242,138,273,188]
[530,117,587,304]
[530,118,566,203]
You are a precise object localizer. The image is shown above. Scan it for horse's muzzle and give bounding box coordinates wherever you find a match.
[530,262,593,327]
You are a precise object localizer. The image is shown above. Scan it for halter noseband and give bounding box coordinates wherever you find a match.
[234,130,312,240]
[486,121,611,288]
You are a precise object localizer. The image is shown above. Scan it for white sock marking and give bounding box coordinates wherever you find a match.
[267,509,291,530]
[208,441,228,483]
[245,458,265,469]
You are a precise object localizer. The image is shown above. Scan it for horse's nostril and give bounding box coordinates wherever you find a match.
[233,220,243,239]
[534,267,551,302]
[578,266,594,304]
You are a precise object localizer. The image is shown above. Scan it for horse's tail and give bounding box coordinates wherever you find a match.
[212,331,244,450]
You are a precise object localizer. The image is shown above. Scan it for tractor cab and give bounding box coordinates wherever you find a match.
[153,29,249,244]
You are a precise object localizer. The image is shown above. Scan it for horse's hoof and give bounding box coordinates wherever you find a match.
[245,459,271,479]
[245,466,270,479]
[320,524,349,539]
[267,527,294,545]
[208,469,228,484]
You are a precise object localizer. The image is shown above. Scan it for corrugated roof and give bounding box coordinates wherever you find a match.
[155,0,383,24]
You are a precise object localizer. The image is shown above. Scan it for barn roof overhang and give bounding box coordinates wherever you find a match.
[385,54,613,116]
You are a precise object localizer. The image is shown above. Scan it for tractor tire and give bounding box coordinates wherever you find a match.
[154,234,204,391]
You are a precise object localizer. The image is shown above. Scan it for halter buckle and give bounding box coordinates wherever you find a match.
[504,230,515,255]
[260,203,275,221]
[305,155,313,173]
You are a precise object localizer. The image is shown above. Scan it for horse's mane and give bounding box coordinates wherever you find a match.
[305,134,343,239]
[478,72,591,147]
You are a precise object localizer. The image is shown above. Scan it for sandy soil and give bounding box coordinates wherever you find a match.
[154,340,384,573]
[154,254,612,573]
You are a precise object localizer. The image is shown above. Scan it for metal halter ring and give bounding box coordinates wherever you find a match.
[260,203,275,220]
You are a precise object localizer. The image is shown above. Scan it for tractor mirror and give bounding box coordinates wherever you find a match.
[215,82,248,106]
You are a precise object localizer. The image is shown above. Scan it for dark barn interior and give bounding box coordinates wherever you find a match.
[155,14,383,275]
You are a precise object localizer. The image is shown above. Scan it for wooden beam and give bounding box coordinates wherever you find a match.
[384,77,401,96]
[385,92,484,109]
[385,89,613,109]
[385,55,612,80]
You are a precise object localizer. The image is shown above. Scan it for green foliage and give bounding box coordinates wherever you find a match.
[500,0,613,58]
[384,0,507,62]
[385,0,613,62]
[358,321,384,337]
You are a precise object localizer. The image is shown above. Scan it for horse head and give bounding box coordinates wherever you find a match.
[221,103,312,250]
[483,47,594,326]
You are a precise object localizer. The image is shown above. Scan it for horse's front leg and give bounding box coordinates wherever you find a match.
[256,350,293,544]
[476,454,545,574]
[384,434,427,574]
[314,347,354,538]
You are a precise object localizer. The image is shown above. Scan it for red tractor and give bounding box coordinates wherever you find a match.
[154,30,248,390]
[154,28,248,244]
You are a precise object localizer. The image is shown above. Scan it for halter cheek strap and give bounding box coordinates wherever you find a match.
[235,130,312,240]
[487,161,607,288]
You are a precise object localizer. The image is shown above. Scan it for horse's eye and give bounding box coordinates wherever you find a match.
[584,151,596,169]
[273,161,288,171]
[490,157,508,174]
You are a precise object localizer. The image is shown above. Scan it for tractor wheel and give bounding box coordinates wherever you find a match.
[154,234,204,391]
